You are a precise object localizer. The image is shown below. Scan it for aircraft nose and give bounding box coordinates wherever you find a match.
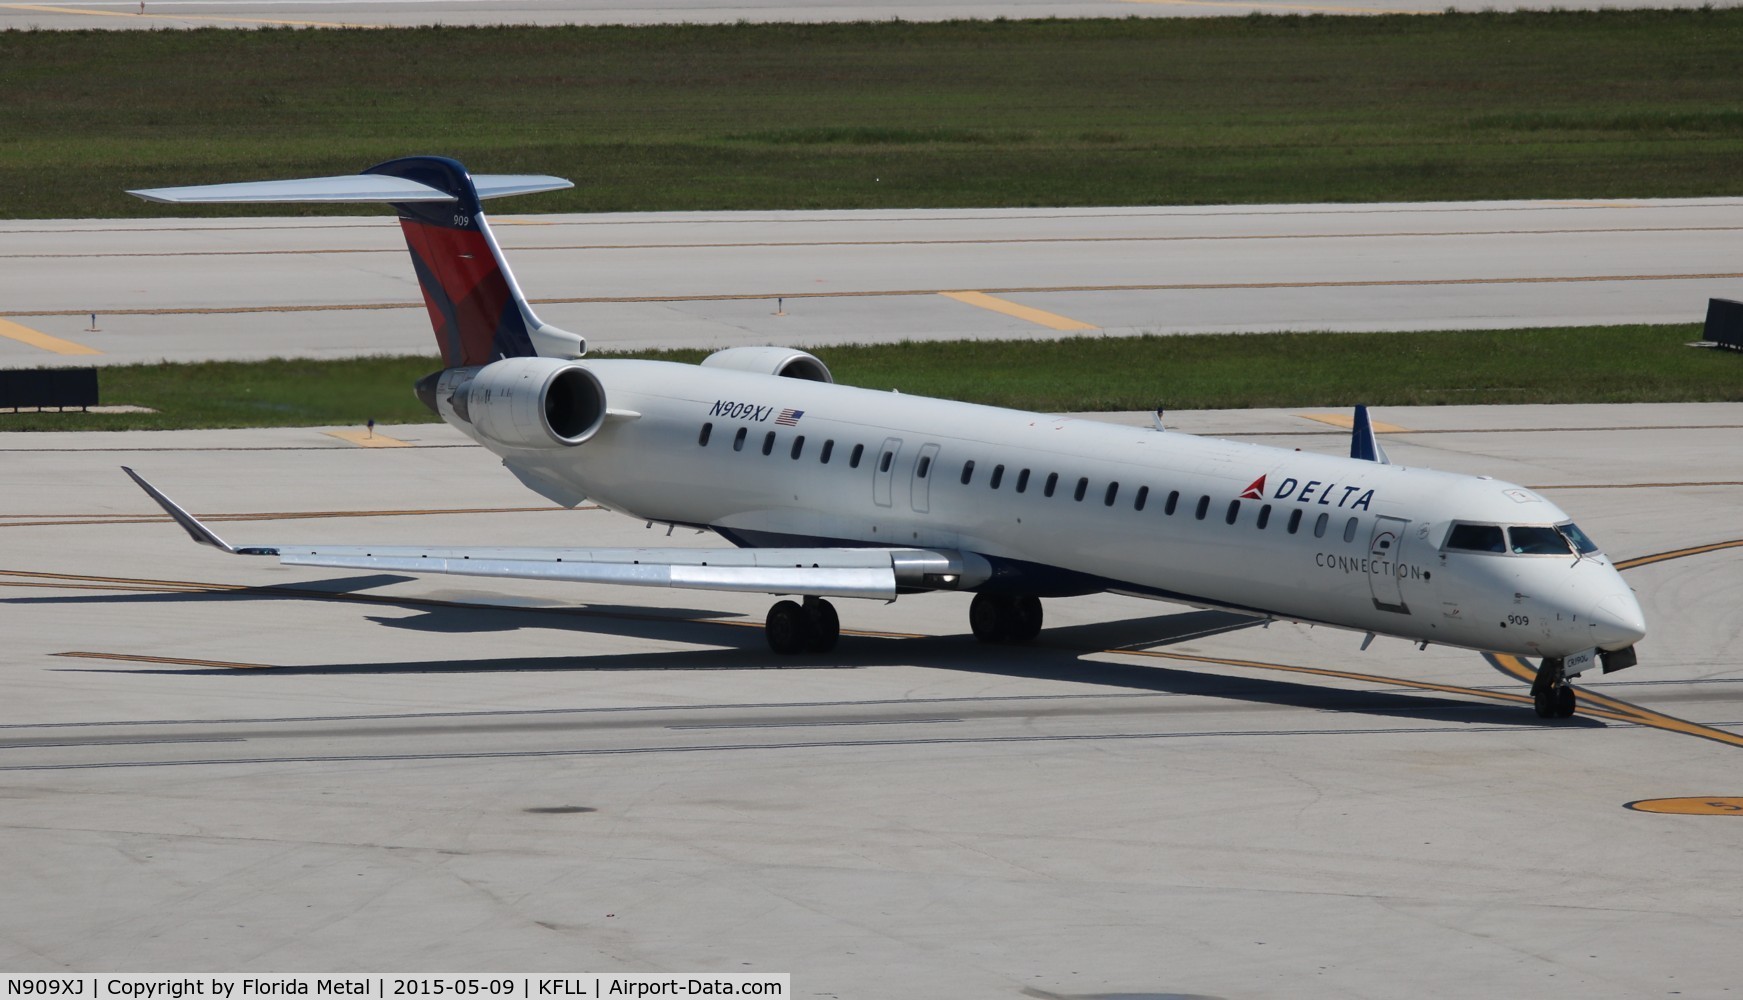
[1589,591,1646,649]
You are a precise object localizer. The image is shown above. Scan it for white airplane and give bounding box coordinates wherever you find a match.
[125,155,1645,720]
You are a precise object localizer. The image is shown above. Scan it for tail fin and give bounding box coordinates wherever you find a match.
[1349,405,1390,464]
[129,156,585,366]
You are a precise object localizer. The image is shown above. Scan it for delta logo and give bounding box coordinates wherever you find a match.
[1240,473,1375,511]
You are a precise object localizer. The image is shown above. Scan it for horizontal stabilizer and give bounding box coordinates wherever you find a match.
[128,173,572,205]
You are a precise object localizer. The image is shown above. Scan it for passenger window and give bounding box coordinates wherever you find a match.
[1134,486,1149,512]
[790,435,805,460]
[1313,512,1329,538]
[1016,469,1030,493]
[1446,523,1505,553]
[1104,482,1119,506]
[1257,504,1271,529]
[879,451,893,473]
[1225,499,1240,525]
[762,431,776,456]
[1509,525,1572,555]
[1288,509,1302,534]
[1074,477,1089,502]
[850,443,864,468]
[1044,473,1059,498]
[698,422,712,447]
[820,439,834,464]
[917,456,932,478]
[1194,496,1209,520]
[1343,517,1357,542]
[733,427,748,452]
[1165,490,1179,516]
[990,465,1005,490]
[960,460,974,485]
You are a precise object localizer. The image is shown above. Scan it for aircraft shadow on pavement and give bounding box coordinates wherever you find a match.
[21,576,1582,728]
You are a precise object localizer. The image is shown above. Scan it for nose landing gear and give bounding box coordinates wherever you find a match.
[1531,656,1578,719]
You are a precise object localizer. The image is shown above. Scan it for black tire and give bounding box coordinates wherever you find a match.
[1554,684,1577,719]
[969,593,1006,642]
[765,599,811,655]
[1010,596,1043,642]
[1533,688,1556,719]
[804,598,840,654]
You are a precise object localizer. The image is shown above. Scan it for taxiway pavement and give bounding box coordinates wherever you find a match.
[6,198,1743,367]
[2,403,1740,994]
[4,0,1735,32]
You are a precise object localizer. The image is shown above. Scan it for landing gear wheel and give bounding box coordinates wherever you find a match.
[1533,687,1557,720]
[969,594,1042,644]
[970,593,1006,642]
[1530,655,1577,720]
[803,597,839,654]
[765,599,812,655]
[1010,595,1043,642]
[1554,683,1577,719]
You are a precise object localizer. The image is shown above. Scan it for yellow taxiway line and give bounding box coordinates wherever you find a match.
[323,428,411,448]
[1297,412,1411,433]
[939,291,1098,332]
[0,317,100,356]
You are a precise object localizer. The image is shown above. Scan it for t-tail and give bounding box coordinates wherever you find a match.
[128,155,585,366]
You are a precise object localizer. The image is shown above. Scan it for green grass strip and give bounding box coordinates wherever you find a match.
[2,325,1734,432]
[6,11,1743,218]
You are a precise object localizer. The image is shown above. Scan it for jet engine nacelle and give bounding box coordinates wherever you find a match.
[449,357,607,449]
[700,346,833,383]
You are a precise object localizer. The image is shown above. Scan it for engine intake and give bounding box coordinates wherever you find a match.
[459,357,606,449]
[700,346,833,383]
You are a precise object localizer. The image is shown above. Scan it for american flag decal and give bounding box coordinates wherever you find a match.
[775,408,804,426]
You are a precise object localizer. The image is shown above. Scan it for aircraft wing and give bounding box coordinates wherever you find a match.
[123,467,982,601]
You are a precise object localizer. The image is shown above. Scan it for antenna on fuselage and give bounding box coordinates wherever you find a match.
[1151,405,1166,432]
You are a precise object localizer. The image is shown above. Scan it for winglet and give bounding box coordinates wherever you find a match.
[1349,405,1390,464]
[122,466,259,554]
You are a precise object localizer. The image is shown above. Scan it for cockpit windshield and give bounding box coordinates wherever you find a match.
[1507,525,1570,555]
[1446,523,1505,553]
[1444,521,1603,556]
[1557,521,1601,555]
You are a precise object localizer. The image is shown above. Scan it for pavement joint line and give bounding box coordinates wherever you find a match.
[939,290,1098,332]
[0,316,101,356]
[17,270,1743,319]
[14,224,1743,261]
[0,505,590,528]
[1122,0,1425,12]
[9,204,1734,240]
[0,2,381,25]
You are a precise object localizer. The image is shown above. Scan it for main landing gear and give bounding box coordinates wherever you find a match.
[1531,656,1578,719]
[764,596,840,655]
[969,593,1043,644]
[763,593,1045,654]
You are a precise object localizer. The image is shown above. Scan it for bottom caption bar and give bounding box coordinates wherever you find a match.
[4,976,789,1000]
